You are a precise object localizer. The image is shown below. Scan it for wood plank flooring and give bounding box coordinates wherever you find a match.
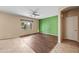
[51,39,79,53]
[21,33,58,53]
[62,39,79,47]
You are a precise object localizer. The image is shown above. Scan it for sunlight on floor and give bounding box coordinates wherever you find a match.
[0,38,34,53]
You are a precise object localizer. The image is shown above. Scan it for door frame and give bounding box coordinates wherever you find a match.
[60,6,79,42]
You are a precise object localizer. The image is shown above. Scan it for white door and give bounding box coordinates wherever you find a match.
[65,16,78,42]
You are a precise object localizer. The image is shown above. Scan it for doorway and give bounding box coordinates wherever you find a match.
[60,7,79,42]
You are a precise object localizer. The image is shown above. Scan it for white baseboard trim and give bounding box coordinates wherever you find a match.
[41,33,58,36]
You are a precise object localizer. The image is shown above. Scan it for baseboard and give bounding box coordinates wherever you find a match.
[40,33,58,36]
[20,32,40,37]
[20,32,58,37]
[63,39,79,43]
[0,36,19,40]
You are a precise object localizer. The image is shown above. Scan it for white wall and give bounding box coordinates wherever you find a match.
[0,12,39,39]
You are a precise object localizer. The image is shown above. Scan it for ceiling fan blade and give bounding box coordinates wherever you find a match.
[28,8,40,17]
[35,8,39,12]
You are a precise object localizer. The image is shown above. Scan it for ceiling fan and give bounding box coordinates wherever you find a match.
[28,8,40,18]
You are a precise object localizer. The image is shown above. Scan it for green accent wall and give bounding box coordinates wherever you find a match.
[39,16,58,36]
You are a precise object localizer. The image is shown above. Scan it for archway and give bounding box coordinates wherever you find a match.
[60,6,79,42]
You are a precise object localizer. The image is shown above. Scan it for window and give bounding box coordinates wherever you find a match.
[20,19,33,30]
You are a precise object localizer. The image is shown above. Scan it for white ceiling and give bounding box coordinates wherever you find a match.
[0,6,61,19]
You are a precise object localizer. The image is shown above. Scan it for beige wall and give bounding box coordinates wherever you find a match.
[0,12,39,39]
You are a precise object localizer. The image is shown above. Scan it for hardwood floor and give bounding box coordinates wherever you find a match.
[51,39,79,53]
[62,39,79,47]
[21,33,58,53]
